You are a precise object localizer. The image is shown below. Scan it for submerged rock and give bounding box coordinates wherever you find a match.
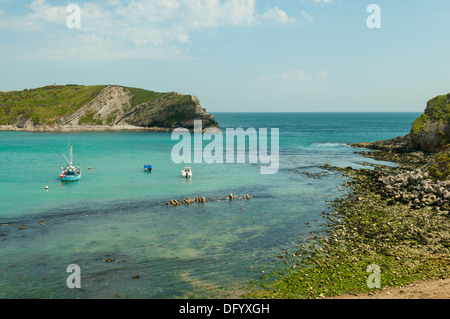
[167,193,252,207]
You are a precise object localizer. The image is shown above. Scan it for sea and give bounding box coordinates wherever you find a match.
[0,112,420,299]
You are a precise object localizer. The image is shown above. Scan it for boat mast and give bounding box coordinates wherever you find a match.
[69,144,73,165]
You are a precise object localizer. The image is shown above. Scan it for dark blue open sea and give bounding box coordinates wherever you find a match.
[0,112,420,298]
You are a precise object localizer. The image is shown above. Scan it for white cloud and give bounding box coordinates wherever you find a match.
[0,0,66,32]
[260,6,295,24]
[262,70,312,81]
[301,11,314,24]
[262,70,328,81]
[317,70,328,79]
[27,0,66,23]
[107,0,122,5]
[0,0,294,61]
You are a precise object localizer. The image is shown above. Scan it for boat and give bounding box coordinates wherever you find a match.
[182,167,192,178]
[143,164,152,172]
[59,144,81,182]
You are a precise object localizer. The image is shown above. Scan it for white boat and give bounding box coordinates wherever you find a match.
[182,167,192,178]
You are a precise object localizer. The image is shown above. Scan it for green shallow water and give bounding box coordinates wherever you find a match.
[0,112,420,298]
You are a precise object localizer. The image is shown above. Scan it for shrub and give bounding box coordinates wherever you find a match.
[411,114,428,135]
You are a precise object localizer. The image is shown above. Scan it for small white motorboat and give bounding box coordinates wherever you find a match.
[182,167,192,178]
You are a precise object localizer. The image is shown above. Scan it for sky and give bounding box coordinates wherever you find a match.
[0,0,449,112]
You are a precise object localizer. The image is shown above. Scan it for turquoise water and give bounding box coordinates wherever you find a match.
[0,112,420,298]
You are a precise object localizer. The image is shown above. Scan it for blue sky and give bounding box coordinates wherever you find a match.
[0,0,449,112]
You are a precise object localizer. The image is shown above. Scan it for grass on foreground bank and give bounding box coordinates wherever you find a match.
[247,167,450,299]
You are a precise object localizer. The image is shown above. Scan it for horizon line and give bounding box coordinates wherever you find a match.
[209,111,423,113]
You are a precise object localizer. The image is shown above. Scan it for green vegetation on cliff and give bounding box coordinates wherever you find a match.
[0,85,107,125]
[410,92,450,153]
[0,84,219,131]
[78,112,104,125]
[125,87,170,108]
[411,93,450,135]
[428,94,450,123]
[411,113,428,135]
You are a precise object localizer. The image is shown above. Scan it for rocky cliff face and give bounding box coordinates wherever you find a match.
[409,93,450,153]
[0,85,219,132]
[353,92,450,181]
[118,92,218,131]
[59,85,219,131]
[58,85,132,127]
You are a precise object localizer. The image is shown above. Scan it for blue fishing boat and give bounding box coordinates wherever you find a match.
[143,164,152,172]
[59,144,81,182]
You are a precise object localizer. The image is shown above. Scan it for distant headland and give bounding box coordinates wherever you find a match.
[352,91,450,180]
[0,84,220,132]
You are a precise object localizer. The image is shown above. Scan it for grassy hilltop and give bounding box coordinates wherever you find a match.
[0,84,172,125]
[0,84,218,130]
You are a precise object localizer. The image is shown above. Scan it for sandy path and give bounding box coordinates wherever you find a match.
[330,278,450,299]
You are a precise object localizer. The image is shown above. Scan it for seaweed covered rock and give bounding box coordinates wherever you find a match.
[426,147,450,180]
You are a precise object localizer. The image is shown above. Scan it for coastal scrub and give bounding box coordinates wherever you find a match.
[0,85,106,125]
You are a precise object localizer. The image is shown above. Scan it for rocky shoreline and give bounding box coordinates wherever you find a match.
[0,124,175,132]
[0,124,222,133]
[352,135,450,212]
[378,168,450,210]
[249,134,450,299]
